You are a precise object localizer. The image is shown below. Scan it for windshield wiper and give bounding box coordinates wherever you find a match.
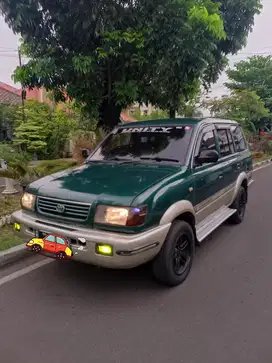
[84,159,103,164]
[140,157,180,163]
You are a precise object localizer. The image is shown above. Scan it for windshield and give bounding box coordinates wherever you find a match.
[88,125,194,164]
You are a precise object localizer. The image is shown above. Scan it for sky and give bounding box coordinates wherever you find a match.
[0,0,271,94]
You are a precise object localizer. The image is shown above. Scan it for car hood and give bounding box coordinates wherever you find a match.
[28,162,180,206]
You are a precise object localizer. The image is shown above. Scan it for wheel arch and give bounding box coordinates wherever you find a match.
[230,172,248,205]
[159,200,196,226]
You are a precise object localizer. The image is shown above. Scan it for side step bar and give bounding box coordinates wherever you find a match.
[196,206,236,243]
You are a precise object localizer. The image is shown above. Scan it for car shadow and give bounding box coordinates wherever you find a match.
[43,221,235,296]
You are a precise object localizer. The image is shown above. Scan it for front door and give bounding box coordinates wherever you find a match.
[43,235,56,253]
[55,236,67,254]
[192,125,223,223]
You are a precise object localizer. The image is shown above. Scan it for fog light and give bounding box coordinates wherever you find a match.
[96,244,113,256]
[14,223,21,231]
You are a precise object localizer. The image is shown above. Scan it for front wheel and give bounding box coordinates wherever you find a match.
[228,186,247,224]
[152,220,195,287]
[56,251,67,260]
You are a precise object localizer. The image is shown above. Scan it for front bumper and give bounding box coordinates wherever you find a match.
[11,210,171,269]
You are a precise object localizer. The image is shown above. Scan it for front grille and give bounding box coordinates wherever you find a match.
[37,196,91,222]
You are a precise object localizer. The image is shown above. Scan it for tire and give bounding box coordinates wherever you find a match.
[56,251,67,260]
[152,220,195,287]
[31,244,42,253]
[228,186,247,224]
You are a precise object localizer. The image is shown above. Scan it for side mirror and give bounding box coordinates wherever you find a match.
[81,149,90,160]
[195,149,219,165]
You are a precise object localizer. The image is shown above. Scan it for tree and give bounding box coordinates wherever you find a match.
[133,108,168,121]
[178,94,203,118]
[14,100,50,153]
[0,0,261,130]
[13,99,78,158]
[226,56,272,113]
[204,90,270,132]
[45,107,78,159]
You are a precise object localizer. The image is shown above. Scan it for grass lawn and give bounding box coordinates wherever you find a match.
[0,195,21,218]
[0,225,24,251]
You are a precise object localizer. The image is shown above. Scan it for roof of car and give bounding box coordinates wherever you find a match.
[118,117,238,128]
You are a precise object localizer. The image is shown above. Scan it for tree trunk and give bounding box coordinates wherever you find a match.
[97,99,122,131]
[169,108,176,118]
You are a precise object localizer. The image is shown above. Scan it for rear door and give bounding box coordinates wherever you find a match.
[230,125,252,176]
[214,125,238,206]
[192,124,223,223]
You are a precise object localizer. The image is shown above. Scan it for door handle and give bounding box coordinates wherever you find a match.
[218,175,223,180]
[237,163,241,169]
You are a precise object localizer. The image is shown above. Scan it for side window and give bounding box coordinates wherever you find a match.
[227,129,235,153]
[217,129,232,157]
[198,130,217,154]
[45,235,55,242]
[56,237,65,245]
[230,126,247,151]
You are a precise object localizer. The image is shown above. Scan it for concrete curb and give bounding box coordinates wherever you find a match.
[253,158,272,170]
[0,243,29,268]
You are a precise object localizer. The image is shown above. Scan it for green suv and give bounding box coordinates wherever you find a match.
[12,118,253,286]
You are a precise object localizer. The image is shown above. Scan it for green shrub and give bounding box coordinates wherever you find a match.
[35,159,79,176]
[0,144,31,166]
[0,196,21,217]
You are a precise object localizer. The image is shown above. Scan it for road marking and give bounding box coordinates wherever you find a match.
[253,162,272,173]
[0,258,54,288]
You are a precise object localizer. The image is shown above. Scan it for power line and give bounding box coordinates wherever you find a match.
[0,54,19,58]
[237,52,272,55]
[0,46,17,51]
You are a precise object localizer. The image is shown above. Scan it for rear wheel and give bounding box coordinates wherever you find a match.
[152,220,195,287]
[228,186,247,224]
[31,244,42,253]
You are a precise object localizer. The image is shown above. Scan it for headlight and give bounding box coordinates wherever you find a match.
[21,193,36,210]
[95,205,147,226]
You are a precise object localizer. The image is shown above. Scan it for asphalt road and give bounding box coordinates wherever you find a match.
[1,165,272,363]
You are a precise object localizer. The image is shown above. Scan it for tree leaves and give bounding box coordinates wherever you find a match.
[226,56,272,112]
[0,0,262,129]
[204,90,270,131]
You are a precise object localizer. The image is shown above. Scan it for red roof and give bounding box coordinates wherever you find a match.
[0,81,21,104]
[0,82,21,95]
[120,112,136,122]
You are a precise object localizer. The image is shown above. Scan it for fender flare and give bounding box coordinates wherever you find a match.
[159,200,196,225]
[230,171,248,205]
